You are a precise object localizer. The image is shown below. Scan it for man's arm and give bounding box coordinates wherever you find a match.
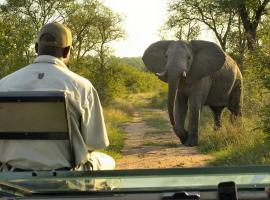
[80,86,109,150]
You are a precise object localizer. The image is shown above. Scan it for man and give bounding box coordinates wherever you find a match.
[0,22,115,171]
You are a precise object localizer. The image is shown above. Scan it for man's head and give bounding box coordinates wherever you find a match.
[35,22,72,64]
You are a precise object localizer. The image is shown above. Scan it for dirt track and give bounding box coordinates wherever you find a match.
[116,108,213,169]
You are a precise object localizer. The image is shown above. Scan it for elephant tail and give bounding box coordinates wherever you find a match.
[228,78,243,116]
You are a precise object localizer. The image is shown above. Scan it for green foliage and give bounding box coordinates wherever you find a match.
[116,62,165,94]
[241,46,270,135]
[166,0,237,50]
[210,140,270,166]
[200,112,251,152]
[142,111,170,132]
[0,8,35,77]
[148,86,168,110]
[251,18,270,135]
[70,57,125,105]
[102,105,133,159]
[198,108,269,165]
[71,56,165,106]
[0,0,125,81]
[115,57,145,70]
[65,0,125,64]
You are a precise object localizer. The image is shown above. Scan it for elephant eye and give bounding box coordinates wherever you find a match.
[187,55,191,60]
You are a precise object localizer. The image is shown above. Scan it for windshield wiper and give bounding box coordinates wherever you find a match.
[0,182,31,197]
[162,191,200,199]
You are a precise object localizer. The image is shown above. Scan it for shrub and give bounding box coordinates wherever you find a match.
[117,63,164,94]
[149,86,168,110]
[71,56,166,106]
[71,57,127,105]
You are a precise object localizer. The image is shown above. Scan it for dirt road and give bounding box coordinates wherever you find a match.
[116,108,213,169]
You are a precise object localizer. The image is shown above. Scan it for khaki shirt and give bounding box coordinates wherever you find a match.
[0,55,109,170]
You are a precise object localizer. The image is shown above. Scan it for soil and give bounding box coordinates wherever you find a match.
[116,108,213,169]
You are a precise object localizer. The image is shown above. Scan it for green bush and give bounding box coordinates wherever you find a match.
[71,57,127,105]
[117,63,164,94]
[149,86,168,110]
[71,57,166,106]
[101,98,135,159]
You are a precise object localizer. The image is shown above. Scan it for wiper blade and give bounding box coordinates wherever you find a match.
[162,191,200,199]
[0,182,32,197]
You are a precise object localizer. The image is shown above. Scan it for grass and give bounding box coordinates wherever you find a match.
[101,91,169,159]
[124,87,168,109]
[148,87,168,110]
[102,87,270,166]
[210,140,270,166]
[143,141,179,148]
[144,115,170,131]
[125,92,157,108]
[101,99,134,159]
[100,125,126,159]
[198,108,270,166]
[141,109,172,137]
[145,130,167,135]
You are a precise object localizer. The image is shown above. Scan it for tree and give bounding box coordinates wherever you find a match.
[226,14,247,63]
[64,0,100,63]
[235,0,270,51]
[0,7,35,77]
[0,0,126,104]
[2,0,72,32]
[94,4,125,69]
[65,0,125,68]
[0,0,73,77]
[163,19,200,40]
[167,0,237,51]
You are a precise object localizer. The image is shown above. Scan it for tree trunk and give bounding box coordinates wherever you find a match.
[238,0,270,51]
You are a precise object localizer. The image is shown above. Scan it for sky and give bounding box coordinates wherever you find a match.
[102,0,170,57]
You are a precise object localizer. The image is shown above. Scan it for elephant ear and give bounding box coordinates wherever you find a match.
[142,40,173,83]
[188,40,225,83]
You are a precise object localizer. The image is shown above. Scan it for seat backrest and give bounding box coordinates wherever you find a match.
[0,91,75,169]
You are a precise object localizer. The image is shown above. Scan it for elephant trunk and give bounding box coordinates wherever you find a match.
[167,69,187,126]
[167,72,180,126]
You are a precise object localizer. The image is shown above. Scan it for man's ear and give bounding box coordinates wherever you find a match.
[63,46,70,58]
[35,43,38,54]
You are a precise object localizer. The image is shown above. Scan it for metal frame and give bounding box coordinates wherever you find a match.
[0,165,269,180]
[0,91,76,169]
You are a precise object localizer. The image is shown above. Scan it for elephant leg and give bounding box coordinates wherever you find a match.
[209,106,225,130]
[185,98,201,146]
[174,94,188,144]
[185,78,211,146]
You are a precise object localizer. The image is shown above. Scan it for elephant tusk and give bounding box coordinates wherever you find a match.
[156,71,167,77]
[182,71,187,77]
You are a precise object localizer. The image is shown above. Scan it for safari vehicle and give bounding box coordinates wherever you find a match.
[0,91,270,200]
[1,166,270,199]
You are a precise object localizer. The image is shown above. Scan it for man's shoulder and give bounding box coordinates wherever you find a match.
[0,65,32,83]
[64,69,94,89]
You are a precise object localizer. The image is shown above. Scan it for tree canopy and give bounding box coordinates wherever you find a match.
[165,0,270,54]
[0,0,125,77]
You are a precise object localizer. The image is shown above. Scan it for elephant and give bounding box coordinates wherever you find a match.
[142,40,243,146]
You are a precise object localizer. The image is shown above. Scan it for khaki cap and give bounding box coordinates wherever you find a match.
[37,22,72,48]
